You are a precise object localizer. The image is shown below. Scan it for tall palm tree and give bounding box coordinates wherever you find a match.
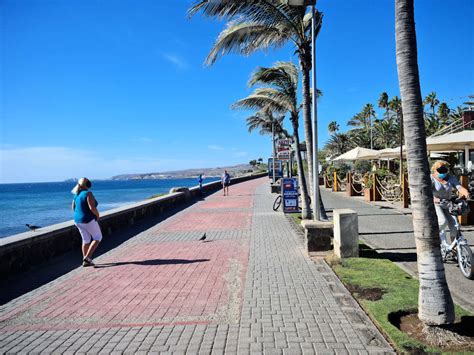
[188,0,323,200]
[378,92,390,120]
[388,96,404,179]
[232,61,311,218]
[361,104,376,149]
[328,121,339,134]
[395,0,454,325]
[423,91,440,119]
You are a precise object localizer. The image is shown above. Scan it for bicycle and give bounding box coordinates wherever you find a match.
[439,197,473,279]
[272,193,310,212]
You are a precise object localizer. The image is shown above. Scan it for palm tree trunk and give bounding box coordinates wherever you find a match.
[395,0,454,325]
[299,53,314,198]
[292,125,311,219]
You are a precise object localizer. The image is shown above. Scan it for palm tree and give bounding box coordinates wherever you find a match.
[232,61,311,218]
[395,0,454,325]
[348,104,376,149]
[361,104,376,149]
[373,118,398,149]
[328,121,339,134]
[378,92,390,120]
[388,96,404,178]
[324,132,352,158]
[188,0,323,200]
[245,107,287,137]
[437,102,451,127]
[423,91,440,119]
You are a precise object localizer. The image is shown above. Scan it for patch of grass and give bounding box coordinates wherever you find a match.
[331,245,472,353]
[289,213,302,226]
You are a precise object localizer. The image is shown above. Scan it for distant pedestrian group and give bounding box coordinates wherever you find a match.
[71,177,102,267]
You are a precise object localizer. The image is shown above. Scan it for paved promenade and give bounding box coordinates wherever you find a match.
[321,188,474,313]
[0,178,392,354]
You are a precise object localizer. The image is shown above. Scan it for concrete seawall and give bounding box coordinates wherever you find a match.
[0,173,267,278]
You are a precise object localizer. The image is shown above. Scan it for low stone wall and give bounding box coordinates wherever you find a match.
[0,173,266,279]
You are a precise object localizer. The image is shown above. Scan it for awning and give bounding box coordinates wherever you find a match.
[426,130,474,151]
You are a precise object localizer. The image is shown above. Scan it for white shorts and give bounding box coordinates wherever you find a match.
[75,220,103,244]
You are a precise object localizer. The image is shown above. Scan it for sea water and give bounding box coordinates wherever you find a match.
[0,178,219,238]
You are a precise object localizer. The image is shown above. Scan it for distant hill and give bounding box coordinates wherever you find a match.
[110,164,263,180]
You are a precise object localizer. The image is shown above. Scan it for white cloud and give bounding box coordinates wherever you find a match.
[208,145,224,151]
[163,53,188,69]
[0,146,186,183]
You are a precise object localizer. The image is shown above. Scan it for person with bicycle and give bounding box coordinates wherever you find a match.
[431,160,470,243]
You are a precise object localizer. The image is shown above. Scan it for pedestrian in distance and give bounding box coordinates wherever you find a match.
[198,174,203,194]
[222,170,231,196]
[71,177,102,267]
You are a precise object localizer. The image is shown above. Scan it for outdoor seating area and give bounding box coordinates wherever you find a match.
[323,130,474,224]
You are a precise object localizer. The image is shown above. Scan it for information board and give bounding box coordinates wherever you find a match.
[268,158,283,179]
[282,178,299,213]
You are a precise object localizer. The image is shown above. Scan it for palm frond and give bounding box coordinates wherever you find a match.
[189,0,305,35]
[205,20,290,65]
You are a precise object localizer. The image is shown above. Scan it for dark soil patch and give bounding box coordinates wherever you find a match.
[345,284,385,301]
[389,310,474,352]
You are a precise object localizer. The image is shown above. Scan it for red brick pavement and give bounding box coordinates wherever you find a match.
[1,240,249,331]
[0,178,266,332]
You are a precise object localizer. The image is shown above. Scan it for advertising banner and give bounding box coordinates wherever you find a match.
[282,178,298,213]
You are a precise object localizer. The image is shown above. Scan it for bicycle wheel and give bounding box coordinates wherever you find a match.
[273,195,282,211]
[457,242,474,279]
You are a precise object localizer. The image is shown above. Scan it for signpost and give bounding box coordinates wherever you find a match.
[282,178,299,213]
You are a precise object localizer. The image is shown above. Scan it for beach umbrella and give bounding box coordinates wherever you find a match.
[332,147,379,161]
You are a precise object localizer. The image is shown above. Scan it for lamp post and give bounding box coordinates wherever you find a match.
[272,120,276,185]
[285,0,320,220]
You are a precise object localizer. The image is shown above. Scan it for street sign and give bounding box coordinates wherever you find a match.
[277,138,292,147]
[282,178,299,213]
[268,158,283,179]
[277,151,290,160]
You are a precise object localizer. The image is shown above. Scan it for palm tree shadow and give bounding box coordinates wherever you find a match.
[359,244,417,262]
[94,258,210,269]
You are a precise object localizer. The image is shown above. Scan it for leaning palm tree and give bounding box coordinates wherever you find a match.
[395,0,454,325]
[189,0,323,199]
[232,61,312,219]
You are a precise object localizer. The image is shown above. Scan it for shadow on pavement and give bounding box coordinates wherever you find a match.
[94,258,210,268]
[359,245,417,262]
[360,230,414,235]
[0,195,213,305]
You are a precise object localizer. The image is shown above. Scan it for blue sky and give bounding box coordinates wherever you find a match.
[1,0,473,183]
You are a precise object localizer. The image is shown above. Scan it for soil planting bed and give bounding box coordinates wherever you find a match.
[390,310,474,352]
[345,284,385,301]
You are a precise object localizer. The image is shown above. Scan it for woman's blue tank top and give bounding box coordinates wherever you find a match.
[73,190,98,223]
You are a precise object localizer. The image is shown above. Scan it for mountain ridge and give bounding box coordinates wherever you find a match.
[110,163,260,180]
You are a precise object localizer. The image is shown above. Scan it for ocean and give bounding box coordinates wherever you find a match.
[0,178,219,238]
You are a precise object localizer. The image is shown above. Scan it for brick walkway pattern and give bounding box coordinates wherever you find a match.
[0,178,393,354]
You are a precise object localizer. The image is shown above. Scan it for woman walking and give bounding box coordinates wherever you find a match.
[72,177,102,267]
